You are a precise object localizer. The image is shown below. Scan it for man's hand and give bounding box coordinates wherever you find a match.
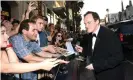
[40,58,69,71]
[86,64,94,70]
[40,58,59,71]
[54,47,67,54]
[27,2,37,12]
[47,36,52,42]
[75,45,83,53]
[10,18,14,23]
[43,45,56,53]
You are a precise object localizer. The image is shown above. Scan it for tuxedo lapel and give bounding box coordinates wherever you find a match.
[93,26,102,53]
[94,36,100,51]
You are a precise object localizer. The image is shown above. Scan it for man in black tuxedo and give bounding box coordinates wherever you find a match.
[75,11,124,80]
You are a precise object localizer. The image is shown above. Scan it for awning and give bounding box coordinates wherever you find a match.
[53,7,66,18]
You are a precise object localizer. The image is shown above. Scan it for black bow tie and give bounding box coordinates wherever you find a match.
[92,33,96,37]
[88,33,96,37]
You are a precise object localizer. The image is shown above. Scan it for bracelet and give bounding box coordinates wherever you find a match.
[7,44,13,48]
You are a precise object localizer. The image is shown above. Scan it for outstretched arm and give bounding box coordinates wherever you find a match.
[1,58,68,73]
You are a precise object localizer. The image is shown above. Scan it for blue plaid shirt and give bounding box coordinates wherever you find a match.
[9,34,42,80]
[10,34,42,59]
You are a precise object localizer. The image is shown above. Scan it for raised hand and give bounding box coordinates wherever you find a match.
[21,13,26,22]
[47,36,52,42]
[27,1,37,12]
[25,1,37,19]
[10,18,14,23]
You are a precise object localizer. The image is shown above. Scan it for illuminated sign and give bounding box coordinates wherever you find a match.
[1,11,9,16]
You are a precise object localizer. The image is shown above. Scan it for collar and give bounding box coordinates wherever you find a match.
[93,25,100,37]
[18,34,29,43]
[36,33,40,41]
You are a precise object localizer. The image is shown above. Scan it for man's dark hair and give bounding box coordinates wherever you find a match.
[19,19,35,34]
[49,23,54,27]
[12,19,20,24]
[30,16,44,22]
[84,11,100,23]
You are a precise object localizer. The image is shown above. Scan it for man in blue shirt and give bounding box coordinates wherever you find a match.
[31,16,53,48]
[10,19,59,80]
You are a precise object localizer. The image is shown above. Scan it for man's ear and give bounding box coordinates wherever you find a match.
[96,20,99,24]
[22,29,27,35]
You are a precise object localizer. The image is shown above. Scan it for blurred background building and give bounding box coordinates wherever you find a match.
[1,0,84,33]
[105,0,133,25]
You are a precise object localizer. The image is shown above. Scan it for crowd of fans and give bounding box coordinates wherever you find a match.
[1,2,82,80]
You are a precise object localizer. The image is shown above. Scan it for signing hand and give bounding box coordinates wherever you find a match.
[75,45,83,53]
[86,64,94,70]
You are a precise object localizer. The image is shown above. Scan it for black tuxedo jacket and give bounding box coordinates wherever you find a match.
[81,26,124,80]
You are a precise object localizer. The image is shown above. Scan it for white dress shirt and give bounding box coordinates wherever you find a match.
[36,33,40,46]
[92,25,100,50]
[86,25,100,70]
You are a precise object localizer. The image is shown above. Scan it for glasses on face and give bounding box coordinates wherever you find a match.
[88,21,92,24]
[88,20,95,24]
[84,21,92,25]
